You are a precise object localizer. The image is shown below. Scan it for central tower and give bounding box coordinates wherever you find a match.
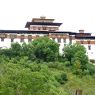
[25,16,62,31]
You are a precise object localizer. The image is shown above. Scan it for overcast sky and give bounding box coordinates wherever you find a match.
[0,0,95,34]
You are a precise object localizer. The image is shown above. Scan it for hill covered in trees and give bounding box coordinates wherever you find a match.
[0,37,95,95]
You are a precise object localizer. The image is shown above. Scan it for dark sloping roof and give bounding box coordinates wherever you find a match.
[0,30,49,34]
[25,22,62,28]
[0,30,76,34]
[0,30,92,38]
[75,36,95,39]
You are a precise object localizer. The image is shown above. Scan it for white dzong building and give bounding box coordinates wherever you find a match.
[0,16,95,59]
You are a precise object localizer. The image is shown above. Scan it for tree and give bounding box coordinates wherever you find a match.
[21,42,34,57]
[63,43,88,71]
[10,42,22,57]
[31,37,59,62]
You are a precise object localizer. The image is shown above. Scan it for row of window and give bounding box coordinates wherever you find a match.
[0,34,32,39]
[0,38,66,43]
[0,38,67,44]
[0,38,92,51]
[80,40,91,44]
[30,26,58,31]
[0,38,32,42]
[52,38,66,43]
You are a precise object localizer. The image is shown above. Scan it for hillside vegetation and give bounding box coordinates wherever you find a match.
[0,37,95,95]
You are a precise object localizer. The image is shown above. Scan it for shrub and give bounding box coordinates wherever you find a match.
[87,64,95,75]
[47,62,58,68]
[90,59,95,63]
[55,73,68,84]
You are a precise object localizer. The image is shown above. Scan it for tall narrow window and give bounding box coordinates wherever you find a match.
[64,38,66,43]
[63,38,66,46]
[1,38,4,42]
[28,35,32,42]
[20,35,25,42]
[69,36,72,44]
[11,39,14,42]
[57,38,61,43]
[88,45,91,50]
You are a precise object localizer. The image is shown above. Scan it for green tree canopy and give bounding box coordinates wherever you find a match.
[63,43,88,71]
[31,37,59,62]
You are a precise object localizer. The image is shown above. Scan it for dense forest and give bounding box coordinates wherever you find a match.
[0,37,95,95]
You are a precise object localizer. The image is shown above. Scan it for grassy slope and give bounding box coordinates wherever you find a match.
[48,62,95,95]
[64,73,95,95]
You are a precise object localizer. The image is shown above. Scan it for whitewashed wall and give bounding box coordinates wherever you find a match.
[0,36,95,60]
[83,44,95,60]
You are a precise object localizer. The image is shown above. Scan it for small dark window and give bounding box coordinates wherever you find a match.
[28,35,32,42]
[64,38,66,43]
[69,36,72,44]
[57,38,61,43]
[88,45,91,50]
[20,38,24,42]
[20,35,25,42]
[1,38,4,42]
[11,39,14,42]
